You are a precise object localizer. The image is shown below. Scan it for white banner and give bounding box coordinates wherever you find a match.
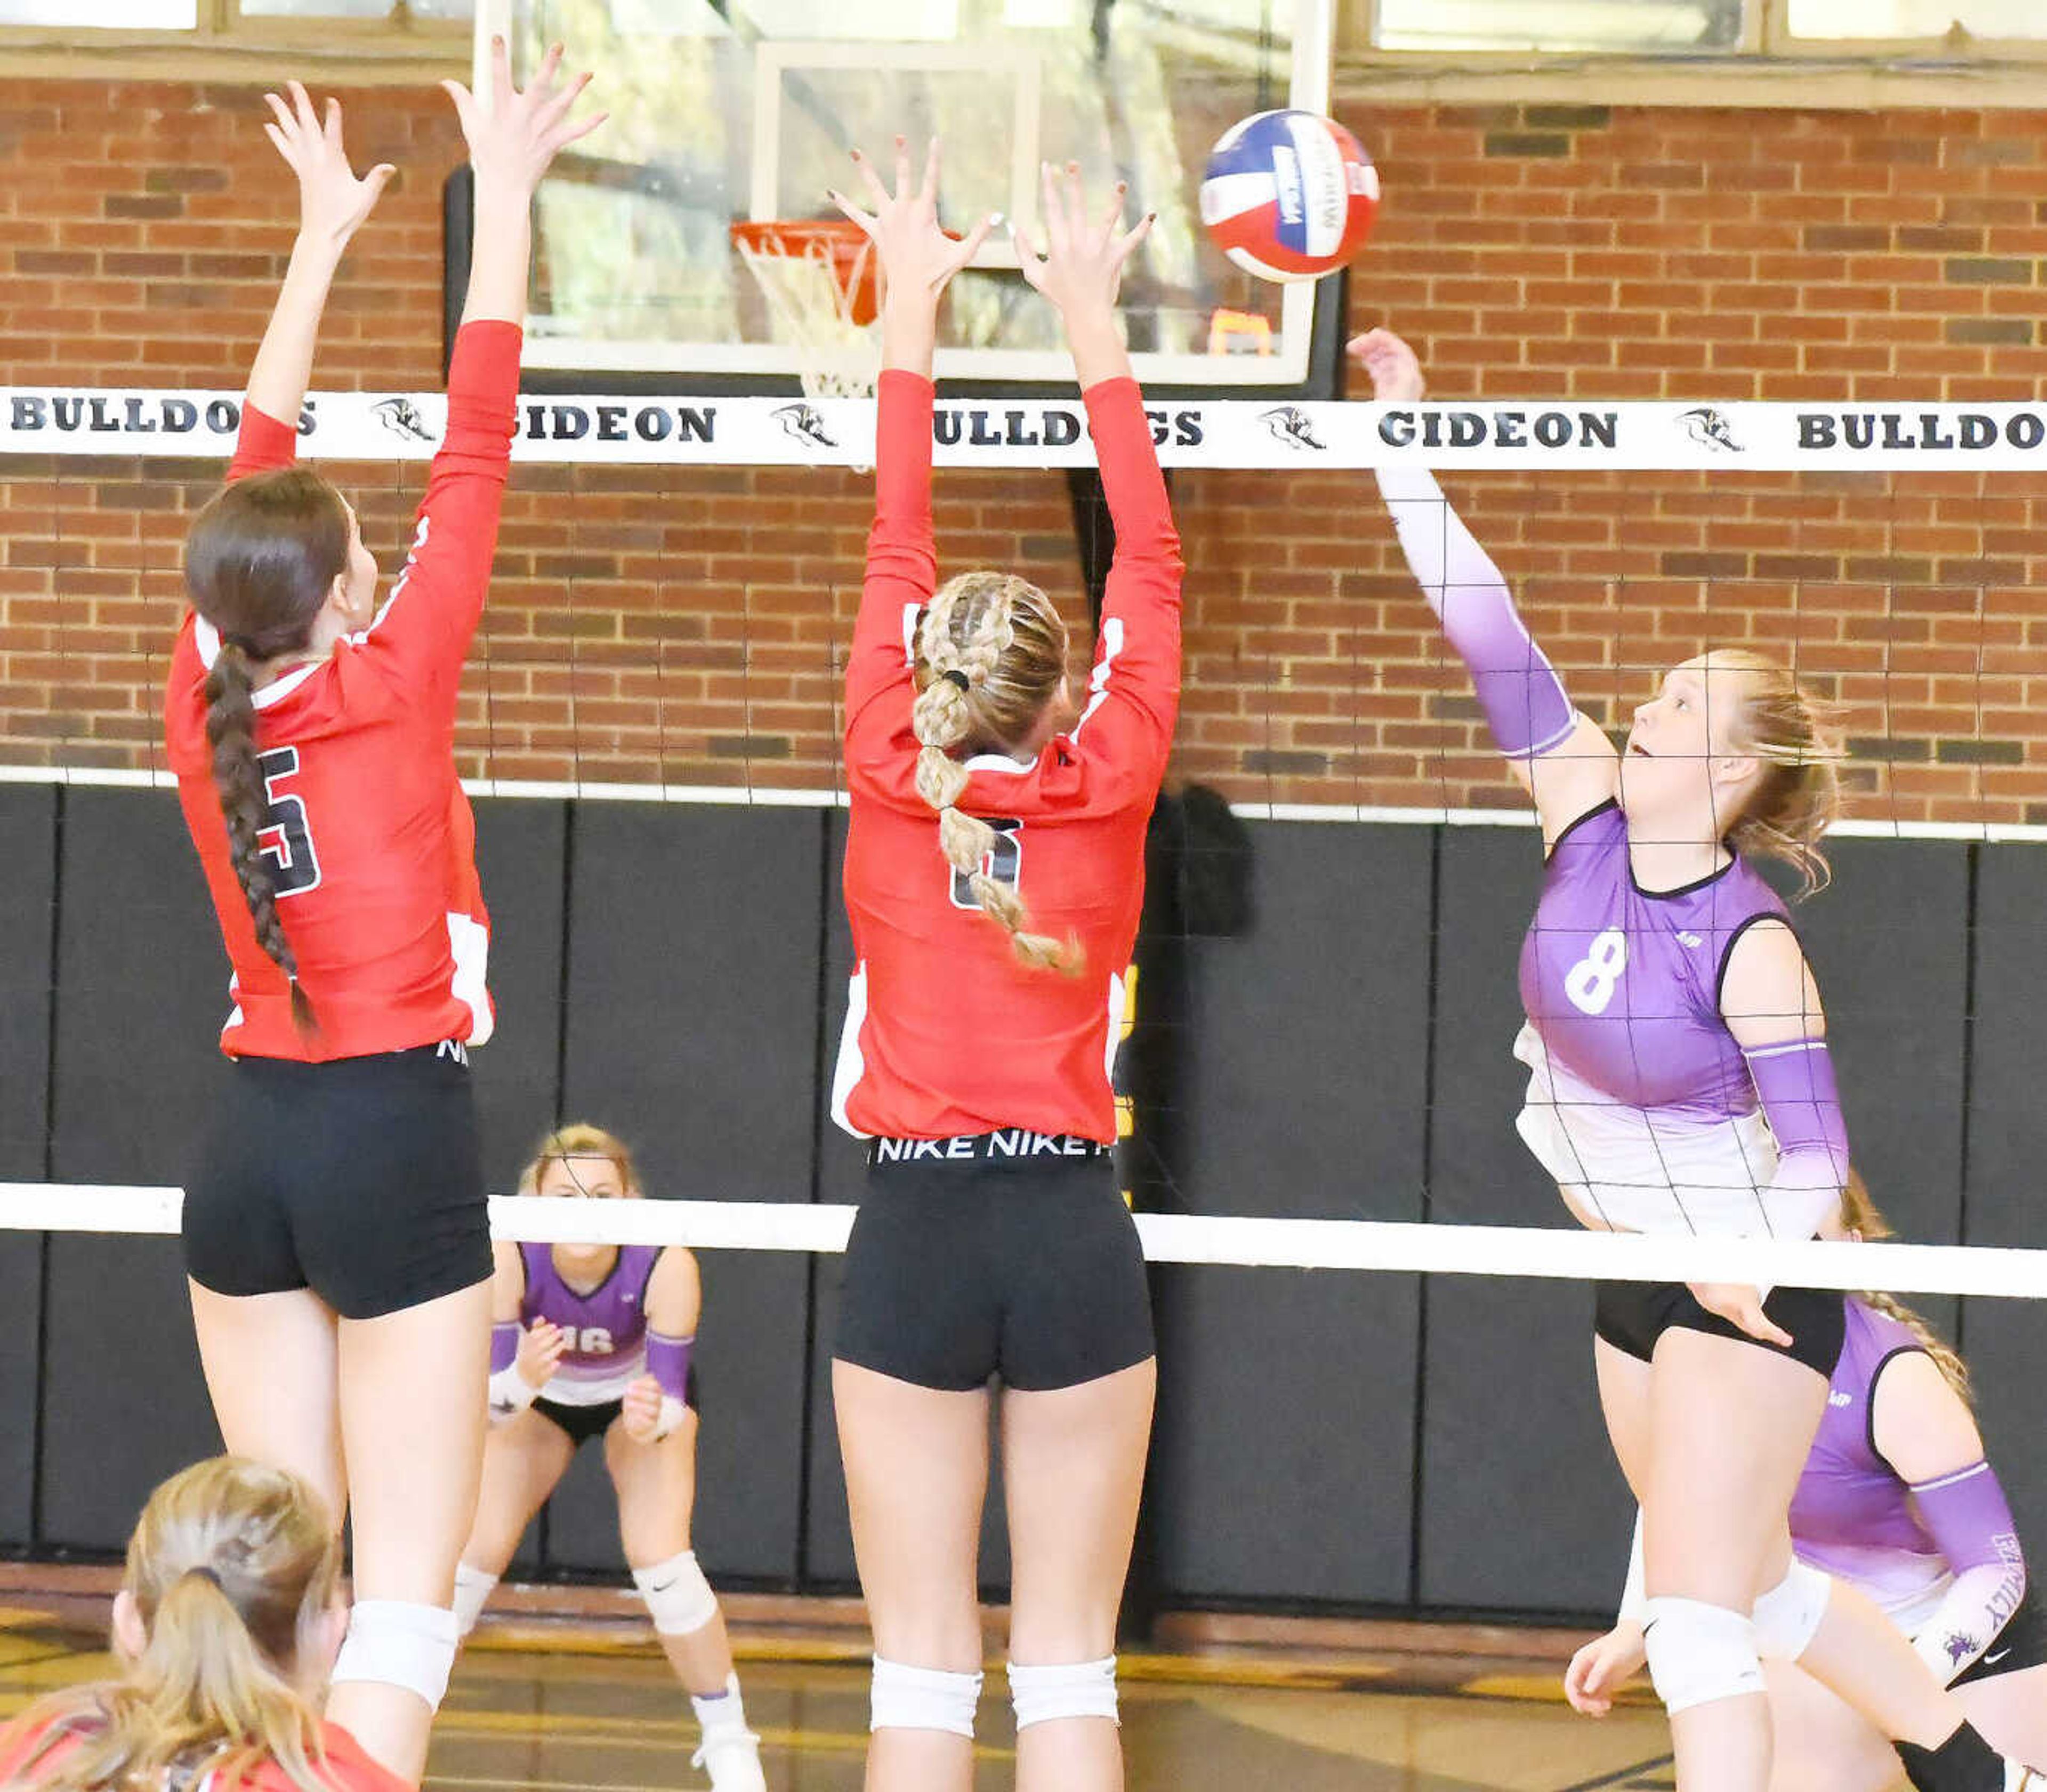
[6,389,2047,471]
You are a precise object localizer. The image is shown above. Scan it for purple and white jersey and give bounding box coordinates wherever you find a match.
[1791,1297,1951,1628]
[520,1241,661,1406]
[1512,800,1795,1235]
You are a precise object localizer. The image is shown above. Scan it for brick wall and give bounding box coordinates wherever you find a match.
[2,81,2045,819]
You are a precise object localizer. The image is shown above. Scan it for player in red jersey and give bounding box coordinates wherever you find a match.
[0,1457,405,1792]
[164,44,599,1785]
[826,142,1180,1792]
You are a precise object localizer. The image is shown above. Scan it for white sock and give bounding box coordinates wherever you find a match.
[692,1671,750,1734]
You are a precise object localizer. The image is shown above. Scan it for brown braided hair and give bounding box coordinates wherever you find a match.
[912,570,1079,974]
[186,469,352,1038]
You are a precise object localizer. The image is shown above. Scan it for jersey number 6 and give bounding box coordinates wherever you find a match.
[950,817,1022,912]
[256,746,322,899]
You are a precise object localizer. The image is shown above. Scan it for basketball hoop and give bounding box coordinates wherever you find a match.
[730,219,881,401]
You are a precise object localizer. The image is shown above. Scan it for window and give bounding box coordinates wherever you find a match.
[1787,0,2046,37]
[1371,0,1744,52]
[0,0,469,30]
[0,2,198,20]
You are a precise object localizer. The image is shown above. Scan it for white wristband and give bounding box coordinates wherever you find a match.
[488,1366,540,1425]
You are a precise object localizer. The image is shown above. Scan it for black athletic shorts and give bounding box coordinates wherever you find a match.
[184,1041,490,1322]
[534,1364,699,1449]
[834,1139,1154,1393]
[1951,1586,2047,1687]
[1594,1280,1846,1380]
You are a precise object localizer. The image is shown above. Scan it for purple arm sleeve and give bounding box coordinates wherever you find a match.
[1375,467,1576,760]
[1742,1036,1850,1239]
[646,1330,694,1403]
[490,1322,519,1375]
[1908,1461,2026,1681]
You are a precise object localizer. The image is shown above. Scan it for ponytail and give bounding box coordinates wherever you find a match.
[202,642,315,1038]
[6,1458,339,1792]
[913,574,1079,975]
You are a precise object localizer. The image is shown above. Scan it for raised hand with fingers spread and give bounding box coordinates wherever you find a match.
[262,81,393,252]
[441,36,606,326]
[1012,161,1154,389]
[829,135,997,374]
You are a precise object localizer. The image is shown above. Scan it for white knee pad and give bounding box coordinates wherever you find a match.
[1751,1558,1832,1661]
[331,1600,461,1709]
[1642,1597,1765,1716]
[1008,1657,1119,1729]
[869,1657,983,1738]
[452,1563,498,1638]
[631,1549,721,1638]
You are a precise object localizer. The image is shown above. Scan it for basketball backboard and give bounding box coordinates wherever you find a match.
[473,1,1346,397]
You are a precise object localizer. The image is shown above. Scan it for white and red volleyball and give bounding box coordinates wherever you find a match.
[1199,110,1380,283]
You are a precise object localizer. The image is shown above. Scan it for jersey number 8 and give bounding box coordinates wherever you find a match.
[1564,927,1628,1017]
[256,746,322,899]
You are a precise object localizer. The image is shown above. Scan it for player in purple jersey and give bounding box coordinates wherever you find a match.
[1568,1180,2047,1790]
[1358,328,2038,1792]
[450,1127,764,1792]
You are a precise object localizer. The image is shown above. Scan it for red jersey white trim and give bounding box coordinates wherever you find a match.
[835,369,1183,1141]
[165,320,520,1062]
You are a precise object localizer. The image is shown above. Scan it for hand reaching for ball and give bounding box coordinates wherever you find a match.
[1348,328,1425,404]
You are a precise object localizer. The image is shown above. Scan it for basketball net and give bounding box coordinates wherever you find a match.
[731,221,881,403]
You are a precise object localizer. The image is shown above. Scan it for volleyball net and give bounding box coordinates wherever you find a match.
[1,387,2043,1293]
[5,381,2047,1611]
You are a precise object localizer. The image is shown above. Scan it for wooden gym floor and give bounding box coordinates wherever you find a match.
[0,1571,1674,1792]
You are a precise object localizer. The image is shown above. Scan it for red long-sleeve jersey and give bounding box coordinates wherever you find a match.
[164,320,519,1062]
[833,369,1184,1142]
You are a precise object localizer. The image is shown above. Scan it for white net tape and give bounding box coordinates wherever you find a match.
[5,1187,2043,1299]
[9,392,2045,469]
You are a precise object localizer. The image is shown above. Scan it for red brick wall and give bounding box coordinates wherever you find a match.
[2,81,2044,820]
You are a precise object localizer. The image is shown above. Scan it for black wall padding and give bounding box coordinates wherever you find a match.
[469,799,568,1196]
[0,784,55,1546]
[43,789,227,1548]
[0,785,56,1172]
[556,803,825,1582]
[1145,821,1432,1606]
[1793,840,1969,1255]
[1959,845,2047,1545]
[802,811,1016,1595]
[470,797,570,1574]
[1421,825,1628,1613]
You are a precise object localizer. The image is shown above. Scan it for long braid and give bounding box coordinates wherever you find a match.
[203,642,316,1037]
[912,574,1079,975]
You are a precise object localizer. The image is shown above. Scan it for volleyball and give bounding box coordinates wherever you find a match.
[1198,109,1380,283]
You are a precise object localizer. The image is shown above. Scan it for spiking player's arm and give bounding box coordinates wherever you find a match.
[1353,327,1618,851]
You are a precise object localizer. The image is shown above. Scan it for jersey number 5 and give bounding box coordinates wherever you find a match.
[256,746,322,898]
[949,818,1022,911]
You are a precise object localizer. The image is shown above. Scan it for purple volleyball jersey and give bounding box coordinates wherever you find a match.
[520,1241,662,1404]
[1519,801,1789,1120]
[1790,1297,1948,1619]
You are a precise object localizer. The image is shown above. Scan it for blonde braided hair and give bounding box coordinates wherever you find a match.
[1703,648,1847,898]
[912,570,1079,975]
